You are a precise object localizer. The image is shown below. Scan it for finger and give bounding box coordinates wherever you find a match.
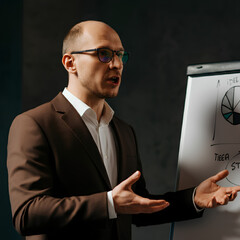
[140,198,169,207]
[222,195,229,205]
[225,187,240,199]
[209,196,217,208]
[231,191,238,201]
[230,186,240,192]
[216,194,229,205]
[121,171,141,189]
[138,198,170,213]
[209,170,229,183]
[228,190,238,201]
[209,196,228,207]
[142,204,169,213]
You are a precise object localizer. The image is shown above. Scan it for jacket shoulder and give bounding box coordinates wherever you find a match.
[13,93,65,123]
[13,101,53,125]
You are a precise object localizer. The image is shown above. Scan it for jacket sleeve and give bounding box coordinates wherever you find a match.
[129,126,203,226]
[7,114,108,236]
[133,186,203,226]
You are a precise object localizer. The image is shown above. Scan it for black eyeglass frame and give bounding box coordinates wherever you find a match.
[71,48,129,64]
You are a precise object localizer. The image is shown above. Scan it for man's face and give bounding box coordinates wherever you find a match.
[72,23,124,100]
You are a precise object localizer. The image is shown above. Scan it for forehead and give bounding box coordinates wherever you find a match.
[76,23,123,50]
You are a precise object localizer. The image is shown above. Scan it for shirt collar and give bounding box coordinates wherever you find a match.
[62,87,114,126]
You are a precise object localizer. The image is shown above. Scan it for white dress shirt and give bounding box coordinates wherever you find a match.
[62,88,117,218]
[62,88,201,218]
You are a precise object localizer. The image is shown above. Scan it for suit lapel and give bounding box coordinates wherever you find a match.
[51,93,112,189]
[111,117,129,184]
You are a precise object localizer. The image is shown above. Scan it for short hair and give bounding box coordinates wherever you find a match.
[62,24,83,56]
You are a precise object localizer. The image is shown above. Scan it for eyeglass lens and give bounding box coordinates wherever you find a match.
[98,49,112,63]
[98,48,128,64]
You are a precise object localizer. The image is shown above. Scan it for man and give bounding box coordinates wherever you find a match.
[7,20,240,240]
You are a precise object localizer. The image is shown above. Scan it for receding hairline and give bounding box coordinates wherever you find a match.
[62,23,83,56]
[62,21,117,56]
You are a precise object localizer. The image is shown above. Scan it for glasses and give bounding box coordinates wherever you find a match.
[71,48,129,64]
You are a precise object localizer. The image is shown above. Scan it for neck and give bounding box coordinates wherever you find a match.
[66,86,105,122]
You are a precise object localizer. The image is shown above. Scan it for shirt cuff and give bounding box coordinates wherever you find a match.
[192,187,204,212]
[107,191,117,219]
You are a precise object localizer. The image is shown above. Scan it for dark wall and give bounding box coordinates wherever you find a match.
[0,0,22,239]
[2,0,240,239]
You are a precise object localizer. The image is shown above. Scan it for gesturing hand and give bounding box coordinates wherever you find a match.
[195,170,240,208]
[112,171,169,214]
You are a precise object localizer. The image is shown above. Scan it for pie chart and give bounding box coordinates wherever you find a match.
[221,86,240,125]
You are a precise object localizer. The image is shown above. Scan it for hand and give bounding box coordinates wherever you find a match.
[195,170,240,208]
[112,171,169,214]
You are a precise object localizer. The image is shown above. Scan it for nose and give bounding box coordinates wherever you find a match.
[109,53,123,70]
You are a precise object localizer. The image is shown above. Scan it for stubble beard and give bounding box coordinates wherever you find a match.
[95,88,119,99]
[78,76,120,101]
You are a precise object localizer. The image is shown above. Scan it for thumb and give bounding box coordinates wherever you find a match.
[210,170,229,183]
[121,171,141,189]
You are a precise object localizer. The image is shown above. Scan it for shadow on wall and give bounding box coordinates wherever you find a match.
[1,0,22,240]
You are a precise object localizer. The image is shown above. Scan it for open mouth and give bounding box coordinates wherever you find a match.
[108,76,120,85]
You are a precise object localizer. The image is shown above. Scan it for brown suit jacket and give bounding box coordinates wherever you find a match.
[7,93,202,240]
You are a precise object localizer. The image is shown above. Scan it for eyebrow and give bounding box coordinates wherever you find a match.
[97,46,125,51]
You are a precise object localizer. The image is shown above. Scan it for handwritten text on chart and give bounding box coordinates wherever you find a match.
[227,77,239,86]
[215,153,229,161]
[230,162,240,171]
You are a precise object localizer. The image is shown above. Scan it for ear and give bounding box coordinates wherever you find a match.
[62,54,77,73]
